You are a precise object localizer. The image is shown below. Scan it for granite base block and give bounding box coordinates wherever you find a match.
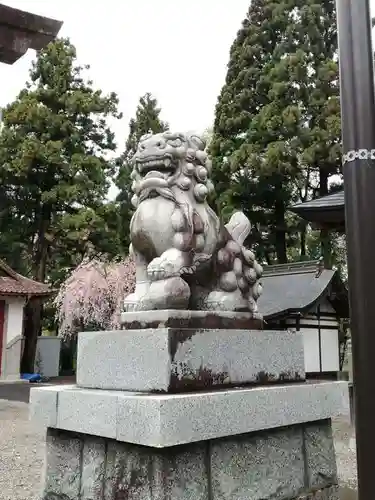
[30,381,349,447]
[41,420,338,500]
[293,486,340,500]
[76,327,305,392]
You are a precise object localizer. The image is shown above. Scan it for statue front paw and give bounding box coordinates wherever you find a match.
[147,248,188,281]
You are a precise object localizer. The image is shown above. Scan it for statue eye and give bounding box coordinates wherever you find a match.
[168,138,182,148]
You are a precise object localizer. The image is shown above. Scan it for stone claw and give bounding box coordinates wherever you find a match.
[147,248,190,282]
[147,256,179,281]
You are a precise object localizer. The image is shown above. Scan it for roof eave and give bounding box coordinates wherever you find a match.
[0,289,56,298]
[262,269,343,320]
[0,4,63,65]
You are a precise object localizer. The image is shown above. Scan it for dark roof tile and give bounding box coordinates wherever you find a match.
[259,261,336,319]
[290,191,344,212]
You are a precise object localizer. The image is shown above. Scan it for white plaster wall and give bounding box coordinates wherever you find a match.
[1,296,25,344]
[285,302,340,373]
[321,329,340,372]
[301,329,320,373]
[35,337,61,378]
[0,297,25,380]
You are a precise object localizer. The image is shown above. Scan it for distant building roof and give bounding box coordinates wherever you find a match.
[0,259,53,297]
[289,191,345,230]
[259,260,348,320]
[291,191,344,212]
[0,3,62,64]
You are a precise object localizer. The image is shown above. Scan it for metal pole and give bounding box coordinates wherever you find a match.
[336,0,375,497]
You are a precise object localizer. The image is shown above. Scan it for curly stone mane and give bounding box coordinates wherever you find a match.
[129,131,215,207]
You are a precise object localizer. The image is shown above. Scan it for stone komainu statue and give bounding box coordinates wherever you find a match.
[124,131,263,315]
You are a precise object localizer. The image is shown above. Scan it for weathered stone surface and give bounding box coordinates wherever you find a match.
[77,328,170,392]
[304,420,337,490]
[42,428,82,500]
[125,131,263,314]
[57,388,118,439]
[104,440,208,499]
[293,485,340,499]
[29,385,60,428]
[40,422,339,500]
[116,394,162,446]
[76,328,305,392]
[80,437,106,500]
[30,381,349,447]
[121,309,263,330]
[211,426,305,499]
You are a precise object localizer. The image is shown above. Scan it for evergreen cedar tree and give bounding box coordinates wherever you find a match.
[56,94,168,337]
[210,0,341,264]
[0,38,122,371]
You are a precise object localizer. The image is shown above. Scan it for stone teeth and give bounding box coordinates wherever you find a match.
[138,158,172,172]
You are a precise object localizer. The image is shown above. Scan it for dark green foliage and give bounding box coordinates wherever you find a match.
[115,93,168,251]
[210,0,341,264]
[0,38,121,370]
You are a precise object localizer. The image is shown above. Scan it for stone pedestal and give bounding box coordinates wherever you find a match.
[30,313,349,500]
[41,421,340,500]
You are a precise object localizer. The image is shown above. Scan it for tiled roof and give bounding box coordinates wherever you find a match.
[290,191,344,213]
[0,259,53,297]
[258,260,338,320]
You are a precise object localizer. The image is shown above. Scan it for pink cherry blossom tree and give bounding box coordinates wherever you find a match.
[54,256,135,337]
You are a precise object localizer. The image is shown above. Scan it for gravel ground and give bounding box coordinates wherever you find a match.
[0,400,45,500]
[0,399,358,500]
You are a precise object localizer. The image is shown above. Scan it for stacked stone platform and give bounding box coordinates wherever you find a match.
[30,310,349,500]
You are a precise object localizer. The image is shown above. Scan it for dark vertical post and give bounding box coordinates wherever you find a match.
[336,0,375,497]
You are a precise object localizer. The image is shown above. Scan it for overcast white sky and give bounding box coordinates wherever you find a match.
[0,0,255,150]
[1,0,375,154]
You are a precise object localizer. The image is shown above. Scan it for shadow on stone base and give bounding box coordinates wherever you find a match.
[42,419,338,500]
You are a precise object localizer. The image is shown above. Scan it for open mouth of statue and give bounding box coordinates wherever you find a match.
[137,156,176,179]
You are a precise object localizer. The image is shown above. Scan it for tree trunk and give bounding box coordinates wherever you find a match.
[321,229,333,269]
[21,299,43,373]
[319,167,332,268]
[21,207,50,373]
[264,251,272,265]
[274,198,288,264]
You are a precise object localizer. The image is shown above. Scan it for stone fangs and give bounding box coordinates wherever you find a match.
[137,157,173,173]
